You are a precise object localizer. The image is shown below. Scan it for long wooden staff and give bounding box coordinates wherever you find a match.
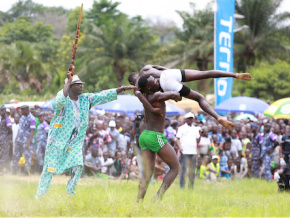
[68,4,83,76]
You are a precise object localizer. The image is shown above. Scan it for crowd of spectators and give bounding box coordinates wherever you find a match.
[1,104,290,190]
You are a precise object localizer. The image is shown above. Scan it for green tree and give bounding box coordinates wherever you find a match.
[157,3,215,93]
[0,41,47,93]
[5,0,44,21]
[234,0,290,72]
[0,18,53,44]
[234,60,290,101]
[86,0,121,27]
[79,1,158,88]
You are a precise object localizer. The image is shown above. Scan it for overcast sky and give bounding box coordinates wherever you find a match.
[2,0,290,27]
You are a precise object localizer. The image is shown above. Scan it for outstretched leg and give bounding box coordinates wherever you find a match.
[66,165,83,195]
[137,150,156,202]
[184,69,251,82]
[155,143,180,200]
[185,90,235,130]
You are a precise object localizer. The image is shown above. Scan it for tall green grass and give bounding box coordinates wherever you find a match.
[0,175,289,217]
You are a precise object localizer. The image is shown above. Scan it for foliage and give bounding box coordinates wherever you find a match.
[234,0,290,72]
[2,0,44,22]
[86,0,121,27]
[0,175,289,217]
[79,1,159,88]
[0,42,46,82]
[0,18,53,44]
[234,60,290,101]
[0,0,289,99]
[156,3,215,93]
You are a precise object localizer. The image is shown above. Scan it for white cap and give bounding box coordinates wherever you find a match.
[184,112,195,119]
[212,155,219,160]
[109,120,116,127]
[64,75,84,85]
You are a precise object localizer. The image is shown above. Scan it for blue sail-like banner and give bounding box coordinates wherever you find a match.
[214,0,235,106]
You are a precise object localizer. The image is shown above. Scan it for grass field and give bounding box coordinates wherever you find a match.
[0,174,289,217]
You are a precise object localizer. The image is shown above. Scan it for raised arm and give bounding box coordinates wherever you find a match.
[148,91,181,103]
[134,90,162,116]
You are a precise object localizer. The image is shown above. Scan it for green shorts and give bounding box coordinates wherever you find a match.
[139,130,167,153]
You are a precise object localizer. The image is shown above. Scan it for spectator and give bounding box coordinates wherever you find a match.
[260,123,279,181]
[221,127,229,142]
[198,127,211,162]
[84,148,101,177]
[88,120,112,151]
[176,112,200,188]
[239,131,251,155]
[231,158,248,179]
[0,105,13,173]
[12,105,36,175]
[246,158,252,177]
[241,149,251,166]
[127,154,139,180]
[220,159,232,179]
[273,124,281,163]
[118,127,130,152]
[100,151,114,175]
[11,113,20,161]
[219,138,231,168]
[113,151,122,177]
[209,123,222,143]
[209,134,221,161]
[280,132,290,165]
[35,113,49,173]
[235,123,242,135]
[154,155,165,180]
[164,117,175,146]
[274,154,290,191]
[207,155,221,181]
[250,123,263,178]
[107,120,120,156]
[200,157,210,179]
[230,129,242,159]
[196,109,206,123]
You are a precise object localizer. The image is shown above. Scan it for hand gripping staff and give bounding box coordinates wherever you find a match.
[68,4,83,76]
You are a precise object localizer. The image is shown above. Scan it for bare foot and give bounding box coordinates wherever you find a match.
[217,117,235,130]
[236,73,251,81]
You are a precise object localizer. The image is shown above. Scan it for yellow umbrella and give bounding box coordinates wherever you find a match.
[264,98,290,119]
[168,98,200,113]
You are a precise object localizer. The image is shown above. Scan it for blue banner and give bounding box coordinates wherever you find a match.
[214,0,235,106]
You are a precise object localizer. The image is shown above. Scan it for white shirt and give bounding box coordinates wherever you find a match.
[117,133,130,151]
[100,157,114,174]
[230,138,242,158]
[12,123,19,144]
[176,123,200,155]
[199,136,211,155]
